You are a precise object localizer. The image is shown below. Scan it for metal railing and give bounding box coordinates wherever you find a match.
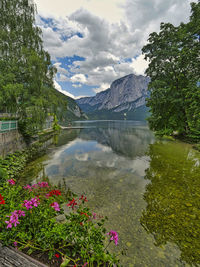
[0,113,19,118]
[0,120,18,132]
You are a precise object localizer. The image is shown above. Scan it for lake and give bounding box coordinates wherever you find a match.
[22,120,200,266]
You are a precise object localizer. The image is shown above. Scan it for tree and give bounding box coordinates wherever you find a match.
[0,0,69,136]
[142,2,200,140]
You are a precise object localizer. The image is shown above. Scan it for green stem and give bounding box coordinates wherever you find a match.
[14,240,46,251]
[55,249,76,264]
[104,240,111,251]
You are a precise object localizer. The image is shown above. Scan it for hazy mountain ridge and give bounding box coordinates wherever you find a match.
[56,92,87,121]
[76,74,150,120]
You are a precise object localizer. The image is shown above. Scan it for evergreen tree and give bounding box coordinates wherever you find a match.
[142,2,200,140]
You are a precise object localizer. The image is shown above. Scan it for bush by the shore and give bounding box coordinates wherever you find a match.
[0,178,119,266]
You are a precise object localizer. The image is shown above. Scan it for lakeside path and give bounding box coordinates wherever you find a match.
[60,126,95,129]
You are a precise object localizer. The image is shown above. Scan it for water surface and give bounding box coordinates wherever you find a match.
[22,121,200,266]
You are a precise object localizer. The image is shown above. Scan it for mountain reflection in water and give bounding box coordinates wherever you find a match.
[21,121,200,266]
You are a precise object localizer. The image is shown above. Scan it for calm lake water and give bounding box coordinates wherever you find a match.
[22,120,200,266]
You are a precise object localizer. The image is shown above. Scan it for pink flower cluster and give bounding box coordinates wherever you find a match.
[23,185,32,190]
[107,230,119,246]
[23,181,49,191]
[5,210,25,229]
[37,182,49,188]
[8,179,15,185]
[50,202,60,211]
[92,212,97,219]
[23,197,40,210]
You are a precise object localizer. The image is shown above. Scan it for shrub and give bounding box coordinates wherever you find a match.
[0,179,119,266]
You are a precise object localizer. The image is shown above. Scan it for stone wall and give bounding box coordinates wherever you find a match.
[0,130,26,158]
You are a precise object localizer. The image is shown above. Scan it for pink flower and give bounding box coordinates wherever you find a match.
[82,263,88,267]
[107,230,119,246]
[31,197,40,207]
[38,182,49,188]
[23,185,32,190]
[8,179,15,185]
[24,182,49,190]
[5,221,13,228]
[16,210,25,217]
[9,213,20,227]
[50,202,60,211]
[23,197,40,210]
[23,200,32,210]
[5,210,25,229]
[13,241,18,247]
[92,212,97,219]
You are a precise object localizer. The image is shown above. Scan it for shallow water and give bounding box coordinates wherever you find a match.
[22,121,200,266]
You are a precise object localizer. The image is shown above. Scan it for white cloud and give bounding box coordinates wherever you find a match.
[35,0,196,96]
[93,83,110,94]
[96,144,112,152]
[54,80,75,99]
[75,95,91,99]
[130,55,149,76]
[72,83,82,88]
[56,74,69,82]
[71,74,87,84]
[53,62,68,75]
[75,153,89,161]
[34,0,125,23]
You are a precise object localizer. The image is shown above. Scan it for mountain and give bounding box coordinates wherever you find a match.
[76,74,150,121]
[52,89,87,122]
[66,95,87,121]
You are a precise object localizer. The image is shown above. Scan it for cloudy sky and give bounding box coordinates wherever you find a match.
[34,0,196,99]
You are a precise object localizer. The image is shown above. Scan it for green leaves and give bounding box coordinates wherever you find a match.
[0,173,119,265]
[142,2,200,140]
[0,0,70,136]
[60,258,70,267]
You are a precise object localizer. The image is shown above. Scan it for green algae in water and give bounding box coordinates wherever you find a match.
[19,154,49,184]
[141,141,200,266]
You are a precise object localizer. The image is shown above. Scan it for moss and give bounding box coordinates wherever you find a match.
[159,135,175,141]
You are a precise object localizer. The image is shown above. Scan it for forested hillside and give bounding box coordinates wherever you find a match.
[142,2,200,140]
[0,0,72,136]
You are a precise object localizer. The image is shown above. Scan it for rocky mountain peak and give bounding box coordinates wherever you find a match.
[76,73,150,119]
